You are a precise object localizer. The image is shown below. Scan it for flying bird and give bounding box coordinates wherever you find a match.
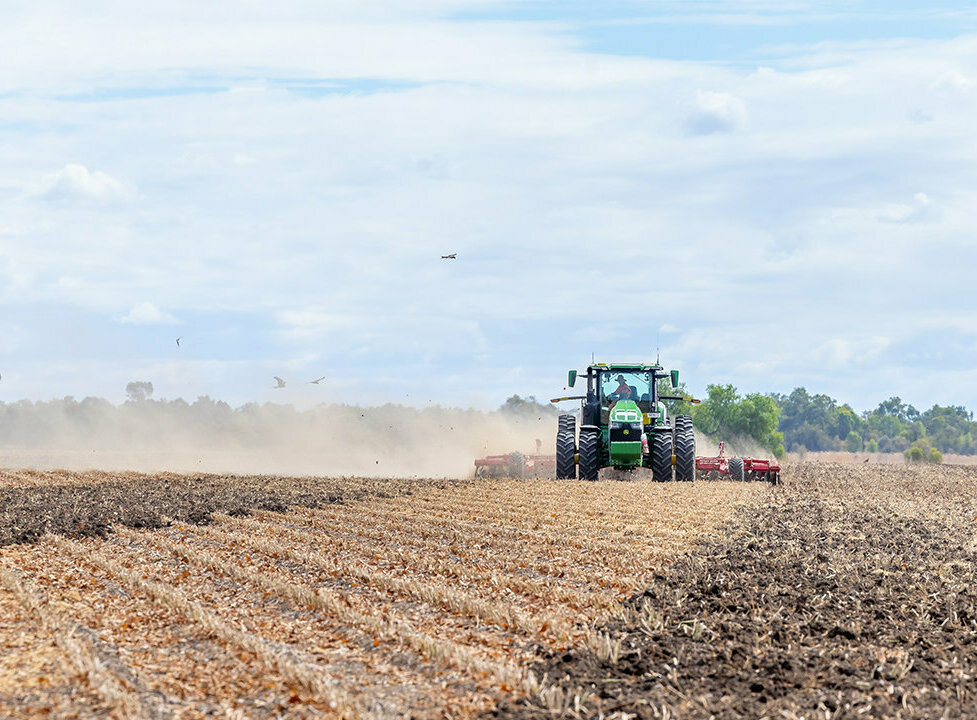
[273,376,286,389]
[308,376,326,384]
[441,253,457,259]
[176,337,182,347]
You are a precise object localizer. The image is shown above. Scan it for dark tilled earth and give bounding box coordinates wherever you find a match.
[489,462,977,719]
[0,472,457,546]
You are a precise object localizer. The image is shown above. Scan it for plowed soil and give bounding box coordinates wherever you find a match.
[4,463,975,719]
[0,471,759,719]
[490,462,977,719]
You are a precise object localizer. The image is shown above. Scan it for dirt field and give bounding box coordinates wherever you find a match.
[790,451,977,466]
[0,471,759,719]
[492,462,977,719]
[3,463,975,719]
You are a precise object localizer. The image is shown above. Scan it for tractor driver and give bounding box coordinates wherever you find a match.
[612,375,633,400]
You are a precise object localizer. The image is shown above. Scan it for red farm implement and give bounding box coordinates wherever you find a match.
[474,452,557,479]
[695,441,781,484]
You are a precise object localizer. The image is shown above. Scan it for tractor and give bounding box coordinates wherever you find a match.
[550,362,698,481]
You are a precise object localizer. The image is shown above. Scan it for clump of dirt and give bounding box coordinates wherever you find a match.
[0,472,459,546]
[489,462,977,719]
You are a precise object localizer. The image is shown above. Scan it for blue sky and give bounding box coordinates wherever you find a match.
[1,1,976,414]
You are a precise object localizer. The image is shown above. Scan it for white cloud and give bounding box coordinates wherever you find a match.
[811,336,892,368]
[119,302,180,325]
[30,164,134,203]
[879,192,942,224]
[686,90,748,134]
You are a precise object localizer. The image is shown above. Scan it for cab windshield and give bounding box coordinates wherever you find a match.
[598,370,654,413]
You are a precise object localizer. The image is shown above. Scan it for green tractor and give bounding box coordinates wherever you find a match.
[551,362,698,481]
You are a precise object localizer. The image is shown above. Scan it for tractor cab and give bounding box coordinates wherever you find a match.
[596,368,666,426]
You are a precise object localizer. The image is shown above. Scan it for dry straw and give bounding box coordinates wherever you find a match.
[47,534,363,719]
[0,562,156,719]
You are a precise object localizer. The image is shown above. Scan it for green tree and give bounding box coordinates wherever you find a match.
[693,384,784,457]
[844,430,863,453]
[835,406,861,440]
[905,446,925,463]
[656,377,694,418]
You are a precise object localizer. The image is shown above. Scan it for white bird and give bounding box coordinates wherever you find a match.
[273,376,286,389]
[308,376,326,384]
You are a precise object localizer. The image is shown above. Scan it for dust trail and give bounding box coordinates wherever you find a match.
[693,431,775,460]
[0,401,557,478]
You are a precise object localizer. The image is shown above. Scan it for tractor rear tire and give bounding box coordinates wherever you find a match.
[558,414,575,432]
[674,428,695,481]
[578,427,599,481]
[556,431,576,480]
[652,431,673,482]
[674,415,693,433]
[728,456,745,481]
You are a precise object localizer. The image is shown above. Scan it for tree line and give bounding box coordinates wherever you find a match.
[688,385,975,462]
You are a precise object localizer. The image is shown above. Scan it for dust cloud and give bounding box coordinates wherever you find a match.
[693,431,774,460]
[0,400,558,478]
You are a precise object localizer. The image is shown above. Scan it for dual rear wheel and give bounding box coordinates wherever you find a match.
[674,415,695,482]
[556,414,576,479]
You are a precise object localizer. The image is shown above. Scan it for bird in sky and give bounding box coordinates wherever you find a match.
[308,376,326,384]
[441,253,457,259]
[176,337,182,347]
[273,376,286,389]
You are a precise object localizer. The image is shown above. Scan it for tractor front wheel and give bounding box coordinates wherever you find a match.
[578,427,600,481]
[652,431,673,482]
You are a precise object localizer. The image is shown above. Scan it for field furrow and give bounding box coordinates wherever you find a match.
[119,524,536,691]
[289,505,653,592]
[177,519,578,643]
[0,563,165,720]
[1,470,763,719]
[48,534,364,718]
[298,502,694,583]
[225,509,606,604]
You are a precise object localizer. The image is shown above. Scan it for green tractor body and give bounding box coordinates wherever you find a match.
[552,362,697,481]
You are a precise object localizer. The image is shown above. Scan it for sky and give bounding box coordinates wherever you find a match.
[1,1,976,414]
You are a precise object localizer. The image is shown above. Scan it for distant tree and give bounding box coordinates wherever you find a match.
[865,438,879,453]
[904,438,942,464]
[500,395,558,416]
[875,396,920,424]
[844,430,863,453]
[656,377,694,418]
[905,446,925,463]
[125,381,154,402]
[835,406,862,440]
[693,384,784,457]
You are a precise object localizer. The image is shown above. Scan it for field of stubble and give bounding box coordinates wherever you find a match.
[0,470,758,719]
[2,463,975,720]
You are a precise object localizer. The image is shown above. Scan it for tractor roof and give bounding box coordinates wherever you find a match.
[588,362,664,372]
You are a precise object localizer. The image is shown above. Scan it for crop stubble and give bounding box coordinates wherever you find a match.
[0,471,758,719]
